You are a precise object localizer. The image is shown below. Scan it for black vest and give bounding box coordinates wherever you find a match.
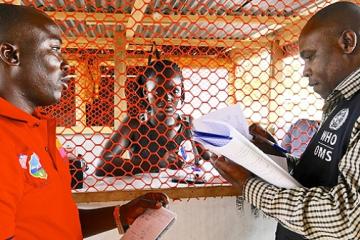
[293,92,360,188]
[277,91,360,240]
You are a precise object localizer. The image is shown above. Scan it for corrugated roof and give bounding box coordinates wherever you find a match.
[20,0,331,55]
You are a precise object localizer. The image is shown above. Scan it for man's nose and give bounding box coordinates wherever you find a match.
[303,64,311,78]
[60,58,70,74]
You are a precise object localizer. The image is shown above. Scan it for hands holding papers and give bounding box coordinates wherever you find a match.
[209,154,252,193]
[249,123,288,157]
[192,104,301,189]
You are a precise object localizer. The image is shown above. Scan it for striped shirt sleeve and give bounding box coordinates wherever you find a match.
[244,125,360,239]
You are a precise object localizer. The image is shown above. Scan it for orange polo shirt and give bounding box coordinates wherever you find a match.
[0,98,82,240]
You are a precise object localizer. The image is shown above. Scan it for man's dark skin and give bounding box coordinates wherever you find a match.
[97,60,207,176]
[213,1,360,186]
[0,4,168,238]
[210,1,360,239]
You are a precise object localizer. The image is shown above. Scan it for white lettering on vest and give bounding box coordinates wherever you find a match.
[326,150,332,162]
[320,130,337,145]
[314,145,333,162]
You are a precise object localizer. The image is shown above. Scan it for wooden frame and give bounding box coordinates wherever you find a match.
[73,186,240,202]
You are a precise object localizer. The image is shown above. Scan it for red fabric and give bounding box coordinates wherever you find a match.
[0,98,82,240]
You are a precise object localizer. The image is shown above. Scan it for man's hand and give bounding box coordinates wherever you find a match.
[164,152,184,169]
[120,192,169,227]
[193,141,213,161]
[210,155,252,194]
[249,123,286,157]
[249,123,277,143]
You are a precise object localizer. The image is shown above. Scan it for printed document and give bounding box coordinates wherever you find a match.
[121,207,176,240]
[193,104,301,188]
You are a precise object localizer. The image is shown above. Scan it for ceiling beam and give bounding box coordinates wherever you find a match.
[64,36,114,49]
[130,36,270,48]
[47,11,127,23]
[48,10,298,51]
[47,11,298,28]
[63,35,270,50]
[126,0,151,38]
[51,0,339,52]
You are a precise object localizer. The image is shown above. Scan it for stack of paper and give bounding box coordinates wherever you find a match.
[193,105,301,189]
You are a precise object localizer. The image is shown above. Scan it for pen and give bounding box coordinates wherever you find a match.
[252,134,288,154]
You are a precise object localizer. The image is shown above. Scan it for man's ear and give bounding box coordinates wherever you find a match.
[339,30,357,54]
[0,42,20,65]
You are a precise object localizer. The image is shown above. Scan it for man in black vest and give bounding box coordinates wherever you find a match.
[211,2,360,239]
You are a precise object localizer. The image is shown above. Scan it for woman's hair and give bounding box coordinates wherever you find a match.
[125,59,184,117]
[139,59,182,84]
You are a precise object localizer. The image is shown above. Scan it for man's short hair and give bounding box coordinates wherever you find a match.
[305,1,360,36]
[0,4,52,43]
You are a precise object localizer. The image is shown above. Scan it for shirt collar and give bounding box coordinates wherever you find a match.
[0,97,45,126]
[326,66,360,102]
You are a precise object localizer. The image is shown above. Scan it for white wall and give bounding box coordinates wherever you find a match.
[83,197,277,240]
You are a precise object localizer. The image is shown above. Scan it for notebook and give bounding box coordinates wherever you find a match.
[121,207,176,240]
[192,105,301,189]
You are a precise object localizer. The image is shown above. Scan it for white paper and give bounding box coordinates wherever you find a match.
[268,154,288,172]
[121,207,176,240]
[200,103,252,140]
[193,105,301,189]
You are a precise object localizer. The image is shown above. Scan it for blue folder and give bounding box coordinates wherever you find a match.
[193,130,232,147]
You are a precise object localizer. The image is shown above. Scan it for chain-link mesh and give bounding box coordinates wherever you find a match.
[2,0,353,200]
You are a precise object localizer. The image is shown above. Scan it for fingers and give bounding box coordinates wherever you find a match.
[138,198,162,209]
[249,123,262,136]
[249,123,277,143]
[122,192,169,225]
[194,141,211,160]
[141,192,169,209]
[210,155,252,191]
[210,155,234,174]
[120,202,146,225]
[210,156,240,187]
[212,162,241,188]
[251,137,285,157]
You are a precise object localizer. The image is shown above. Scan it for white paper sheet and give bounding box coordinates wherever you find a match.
[193,105,301,189]
[268,154,288,172]
[200,103,252,140]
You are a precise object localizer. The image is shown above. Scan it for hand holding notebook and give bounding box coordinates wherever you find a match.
[192,104,301,188]
[121,207,176,240]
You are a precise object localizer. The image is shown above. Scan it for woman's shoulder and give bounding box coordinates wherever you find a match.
[178,113,192,124]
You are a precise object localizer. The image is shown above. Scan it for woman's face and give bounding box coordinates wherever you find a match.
[145,72,183,115]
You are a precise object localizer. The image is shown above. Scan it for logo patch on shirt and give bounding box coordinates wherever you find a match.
[28,153,48,179]
[329,108,349,130]
[18,154,28,169]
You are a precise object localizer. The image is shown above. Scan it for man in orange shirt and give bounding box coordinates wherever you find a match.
[0,4,168,239]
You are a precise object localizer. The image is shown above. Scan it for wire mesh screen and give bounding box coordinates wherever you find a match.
[4,0,349,198]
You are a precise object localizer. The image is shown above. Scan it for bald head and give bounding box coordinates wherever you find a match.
[0,4,67,113]
[299,2,360,99]
[302,2,360,38]
[0,4,55,44]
